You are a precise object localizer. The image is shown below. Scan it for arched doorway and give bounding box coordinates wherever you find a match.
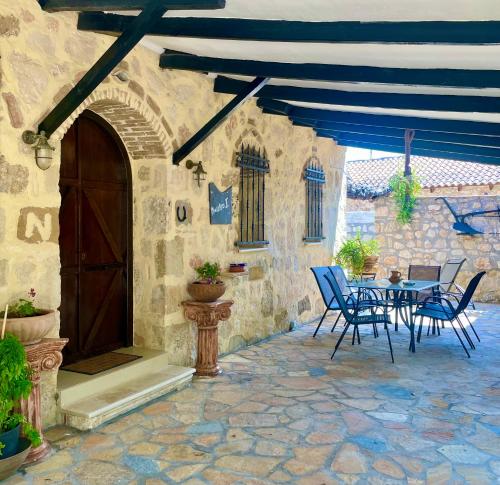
[59,110,132,364]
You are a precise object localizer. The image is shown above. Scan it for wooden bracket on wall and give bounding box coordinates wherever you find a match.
[172,76,270,165]
[32,0,225,139]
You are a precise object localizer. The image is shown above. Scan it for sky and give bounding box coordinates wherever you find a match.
[345,147,399,162]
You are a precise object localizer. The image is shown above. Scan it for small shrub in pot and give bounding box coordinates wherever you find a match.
[187,262,226,302]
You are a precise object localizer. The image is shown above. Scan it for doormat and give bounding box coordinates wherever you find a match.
[61,352,142,375]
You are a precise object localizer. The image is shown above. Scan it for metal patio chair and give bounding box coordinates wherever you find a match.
[323,270,394,363]
[414,271,486,358]
[310,266,358,337]
[393,264,441,333]
[440,258,476,310]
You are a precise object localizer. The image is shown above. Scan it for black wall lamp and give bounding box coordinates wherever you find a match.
[22,130,55,170]
[185,160,207,187]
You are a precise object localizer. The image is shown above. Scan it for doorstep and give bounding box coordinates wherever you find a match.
[57,348,194,431]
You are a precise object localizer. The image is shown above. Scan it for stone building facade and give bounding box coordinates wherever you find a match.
[0,2,346,426]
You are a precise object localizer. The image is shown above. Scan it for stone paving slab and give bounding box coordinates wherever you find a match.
[6,304,500,484]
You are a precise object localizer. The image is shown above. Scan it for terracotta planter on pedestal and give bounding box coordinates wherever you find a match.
[187,282,226,303]
[5,311,55,345]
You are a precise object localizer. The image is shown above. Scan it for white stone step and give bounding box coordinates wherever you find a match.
[57,349,194,430]
[58,348,172,407]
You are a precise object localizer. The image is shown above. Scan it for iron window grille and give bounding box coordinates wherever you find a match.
[236,145,270,248]
[304,163,326,242]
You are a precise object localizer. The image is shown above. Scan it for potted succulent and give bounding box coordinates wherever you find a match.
[335,232,380,279]
[187,262,226,302]
[0,333,41,479]
[0,289,54,345]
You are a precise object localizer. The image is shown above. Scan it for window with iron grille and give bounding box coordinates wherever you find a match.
[304,162,326,242]
[236,145,270,248]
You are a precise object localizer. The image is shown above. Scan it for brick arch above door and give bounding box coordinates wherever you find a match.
[50,87,174,160]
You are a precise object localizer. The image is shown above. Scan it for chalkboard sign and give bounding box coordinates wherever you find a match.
[209,183,232,225]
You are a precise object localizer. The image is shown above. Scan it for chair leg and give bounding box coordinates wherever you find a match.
[330,312,341,333]
[331,323,350,359]
[456,315,475,350]
[394,306,399,332]
[436,320,441,336]
[352,327,356,345]
[385,323,395,363]
[462,311,480,342]
[313,308,329,338]
[356,325,361,345]
[417,315,424,343]
[450,319,470,358]
[372,323,378,338]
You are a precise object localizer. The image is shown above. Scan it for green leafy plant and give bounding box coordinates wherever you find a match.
[389,171,421,225]
[0,289,42,318]
[195,262,222,284]
[335,232,379,278]
[0,333,42,455]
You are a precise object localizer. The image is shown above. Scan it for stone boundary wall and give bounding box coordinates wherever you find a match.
[375,195,499,302]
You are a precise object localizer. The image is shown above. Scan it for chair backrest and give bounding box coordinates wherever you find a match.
[323,269,354,323]
[408,264,441,282]
[310,267,336,308]
[440,258,466,292]
[329,265,351,296]
[456,271,486,314]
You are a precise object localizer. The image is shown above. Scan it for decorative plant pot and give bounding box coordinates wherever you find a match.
[0,438,31,481]
[187,282,226,303]
[5,310,55,346]
[0,425,21,459]
[363,256,379,273]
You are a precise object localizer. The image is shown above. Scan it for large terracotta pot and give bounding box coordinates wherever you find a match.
[363,256,379,273]
[187,282,226,303]
[0,438,31,481]
[5,310,55,346]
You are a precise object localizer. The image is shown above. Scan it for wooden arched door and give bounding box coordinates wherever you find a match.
[59,110,132,364]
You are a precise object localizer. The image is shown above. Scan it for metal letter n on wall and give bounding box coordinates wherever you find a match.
[209,183,232,225]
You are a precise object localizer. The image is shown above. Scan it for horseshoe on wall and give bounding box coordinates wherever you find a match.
[176,205,187,223]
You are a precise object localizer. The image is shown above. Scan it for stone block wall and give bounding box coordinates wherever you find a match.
[375,195,499,302]
[345,198,375,240]
[0,2,346,425]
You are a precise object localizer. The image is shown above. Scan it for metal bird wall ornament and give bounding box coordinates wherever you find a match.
[436,197,500,235]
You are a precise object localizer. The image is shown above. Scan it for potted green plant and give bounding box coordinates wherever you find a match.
[335,232,380,279]
[187,262,226,302]
[0,289,54,345]
[389,171,421,225]
[0,333,41,479]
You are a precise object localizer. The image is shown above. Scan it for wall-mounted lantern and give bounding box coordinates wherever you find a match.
[185,160,207,187]
[22,130,55,171]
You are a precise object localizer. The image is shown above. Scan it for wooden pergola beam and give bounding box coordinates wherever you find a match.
[322,138,500,166]
[293,120,500,148]
[172,77,269,165]
[215,77,500,114]
[158,50,500,90]
[329,133,500,159]
[40,0,225,12]
[77,12,500,44]
[257,99,500,137]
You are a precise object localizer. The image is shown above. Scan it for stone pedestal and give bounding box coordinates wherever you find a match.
[21,338,68,464]
[182,300,233,377]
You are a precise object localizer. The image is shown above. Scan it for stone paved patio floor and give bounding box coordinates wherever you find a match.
[7,304,500,484]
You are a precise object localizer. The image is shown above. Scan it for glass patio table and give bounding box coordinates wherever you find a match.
[347,279,441,353]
